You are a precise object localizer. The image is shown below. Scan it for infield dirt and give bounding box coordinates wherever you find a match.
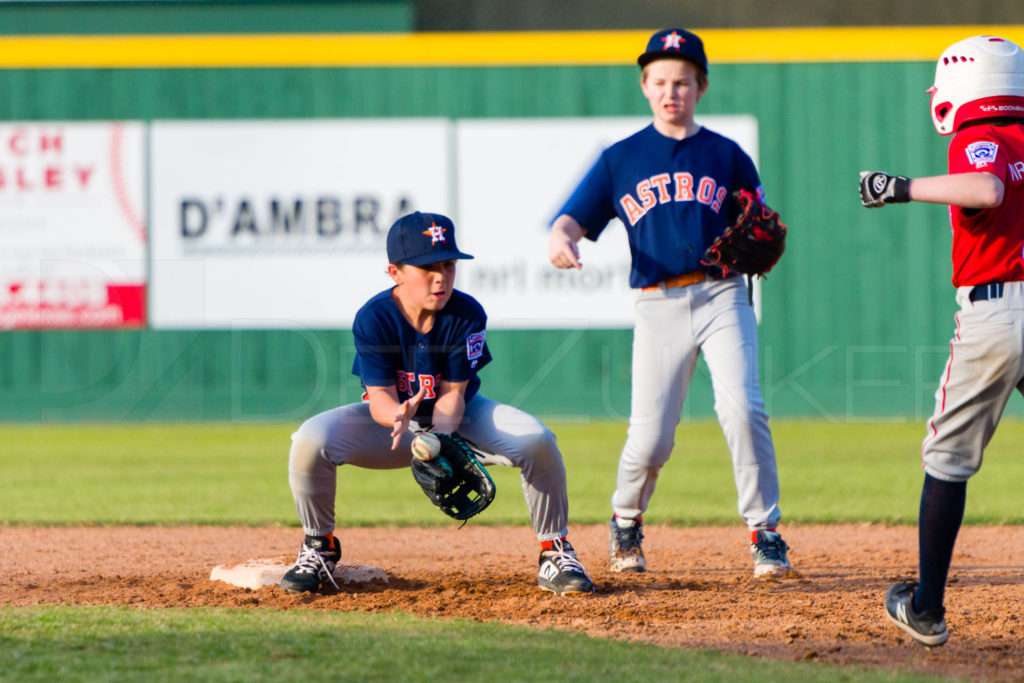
[2,524,1022,681]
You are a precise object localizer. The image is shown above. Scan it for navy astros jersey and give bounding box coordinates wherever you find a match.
[558,125,762,289]
[351,288,492,422]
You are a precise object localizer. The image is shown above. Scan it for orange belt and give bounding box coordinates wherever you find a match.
[641,270,706,291]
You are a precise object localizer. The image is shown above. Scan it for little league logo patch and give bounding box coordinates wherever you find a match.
[466,331,486,360]
[965,141,998,168]
[422,222,447,245]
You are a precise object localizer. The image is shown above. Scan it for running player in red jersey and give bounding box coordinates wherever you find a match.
[859,35,1024,647]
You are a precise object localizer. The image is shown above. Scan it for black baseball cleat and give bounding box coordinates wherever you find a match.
[885,581,949,647]
[538,539,595,595]
[750,529,792,577]
[280,534,342,594]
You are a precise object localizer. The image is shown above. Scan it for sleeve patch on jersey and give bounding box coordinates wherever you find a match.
[965,141,998,168]
[466,331,486,360]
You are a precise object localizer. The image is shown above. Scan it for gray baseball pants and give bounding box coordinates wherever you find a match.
[922,282,1024,481]
[610,275,782,530]
[288,394,570,541]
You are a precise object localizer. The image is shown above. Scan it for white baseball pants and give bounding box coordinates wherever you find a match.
[611,275,782,530]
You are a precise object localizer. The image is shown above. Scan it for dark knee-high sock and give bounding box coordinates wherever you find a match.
[914,473,967,612]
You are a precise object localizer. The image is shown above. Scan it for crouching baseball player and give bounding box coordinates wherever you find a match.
[860,35,1024,647]
[548,29,792,578]
[281,211,594,597]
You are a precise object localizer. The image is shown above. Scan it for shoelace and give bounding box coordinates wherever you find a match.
[294,544,340,590]
[614,522,644,551]
[547,539,592,579]
[754,536,787,562]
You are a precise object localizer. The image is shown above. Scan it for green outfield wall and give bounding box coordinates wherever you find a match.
[0,0,412,35]
[2,21,1023,422]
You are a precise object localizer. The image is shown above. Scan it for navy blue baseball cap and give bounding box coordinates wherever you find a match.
[386,211,474,266]
[637,28,708,73]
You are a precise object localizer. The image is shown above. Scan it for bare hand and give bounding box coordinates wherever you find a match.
[549,231,582,270]
[391,384,427,450]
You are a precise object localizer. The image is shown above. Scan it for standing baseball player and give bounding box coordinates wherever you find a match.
[548,28,792,577]
[282,211,594,596]
[859,34,1024,647]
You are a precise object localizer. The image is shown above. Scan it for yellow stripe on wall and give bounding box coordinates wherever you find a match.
[1,26,1023,69]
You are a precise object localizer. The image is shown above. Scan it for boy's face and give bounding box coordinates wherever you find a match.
[641,59,708,130]
[389,260,457,312]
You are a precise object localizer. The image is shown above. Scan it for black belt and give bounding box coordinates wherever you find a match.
[969,283,1005,302]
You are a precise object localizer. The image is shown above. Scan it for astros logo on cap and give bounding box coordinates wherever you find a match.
[423,222,447,245]
[661,31,684,50]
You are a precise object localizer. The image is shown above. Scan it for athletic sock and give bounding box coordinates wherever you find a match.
[914,473,967,613]
[613,514,642,528]
[540,537,568,551]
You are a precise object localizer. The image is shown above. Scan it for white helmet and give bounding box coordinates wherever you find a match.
[928,35,1024,135]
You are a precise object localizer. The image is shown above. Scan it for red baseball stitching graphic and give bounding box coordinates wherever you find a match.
[110,122,147,245]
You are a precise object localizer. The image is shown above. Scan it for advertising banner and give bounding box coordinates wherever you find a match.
[0,122,147,329]
[148,116,757,330]
[149,119,451,329]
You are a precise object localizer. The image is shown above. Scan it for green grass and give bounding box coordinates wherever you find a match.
[2,420,1023,526]
[0,420,1015,682]
[0,606,952,683]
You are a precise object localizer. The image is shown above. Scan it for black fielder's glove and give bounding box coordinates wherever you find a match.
[859,171,910,207]
[410,432,496,522]
[702,189,788,277]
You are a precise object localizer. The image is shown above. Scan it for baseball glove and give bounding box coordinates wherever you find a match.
[410,432,496,522]
[702,189,788,277]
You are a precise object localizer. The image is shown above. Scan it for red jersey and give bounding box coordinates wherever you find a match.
[947,121,1024,287]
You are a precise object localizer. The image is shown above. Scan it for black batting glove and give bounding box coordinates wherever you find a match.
[859,171,911,207]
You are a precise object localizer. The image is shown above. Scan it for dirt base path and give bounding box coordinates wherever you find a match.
[2,524,1022,681]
